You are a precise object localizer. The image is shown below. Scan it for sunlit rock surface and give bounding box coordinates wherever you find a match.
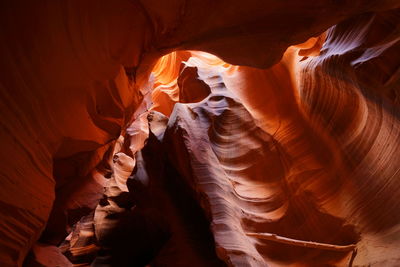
[163,55,359,267]
[297,9,400,267]
[0,0,399,266]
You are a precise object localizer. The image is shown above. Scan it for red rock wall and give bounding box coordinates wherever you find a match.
[0,1,145,265]
[0,0,399,266]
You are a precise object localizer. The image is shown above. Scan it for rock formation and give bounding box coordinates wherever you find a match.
[0,0,399,266]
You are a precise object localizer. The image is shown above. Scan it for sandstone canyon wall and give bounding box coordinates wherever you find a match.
[0,0,400,266]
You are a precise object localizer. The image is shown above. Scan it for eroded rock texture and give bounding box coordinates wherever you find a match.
[297,9,400,266]
[0,0,399,266]
[161,55,359,266]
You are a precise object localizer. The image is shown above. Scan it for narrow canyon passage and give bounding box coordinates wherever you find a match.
[0,1,400,266]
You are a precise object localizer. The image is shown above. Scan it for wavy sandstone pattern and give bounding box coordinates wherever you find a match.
[0,1,400,266]
[164,60,359,266]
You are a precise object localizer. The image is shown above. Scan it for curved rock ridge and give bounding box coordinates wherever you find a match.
[297,9,400,266]
[133,112,226,267]
[181,47,350,212]
[150,51,191,116]
[1,0,400,266]
[164,66,359,266]
[158,13,400,262]
[150,51,234,117]
[0,0,147,263]
[60,111,226,266]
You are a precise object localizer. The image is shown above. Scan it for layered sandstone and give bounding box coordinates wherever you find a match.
[0,0,399,266]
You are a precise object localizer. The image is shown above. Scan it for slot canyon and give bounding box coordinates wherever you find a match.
[1,1,400,266]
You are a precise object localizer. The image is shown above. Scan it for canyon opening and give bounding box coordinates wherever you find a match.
[0,1,400,267]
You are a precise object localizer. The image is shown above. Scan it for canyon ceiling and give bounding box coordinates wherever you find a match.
[0,0,400,266]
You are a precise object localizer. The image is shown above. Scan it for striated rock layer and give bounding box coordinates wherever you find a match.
[0,0,399,266]
[163,56,359,267]
[297,9,400,266]
[154,9,400,265]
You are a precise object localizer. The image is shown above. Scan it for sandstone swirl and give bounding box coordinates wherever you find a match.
[163,59,359,266]
[0,0,400,266]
